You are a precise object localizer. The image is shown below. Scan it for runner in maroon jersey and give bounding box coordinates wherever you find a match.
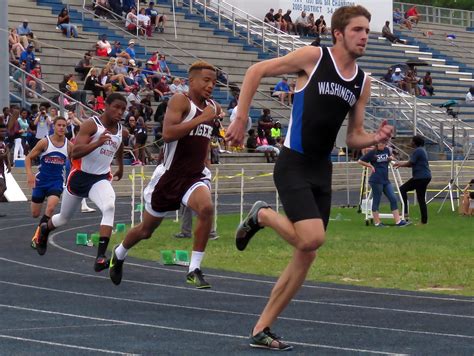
[109,60,222,288]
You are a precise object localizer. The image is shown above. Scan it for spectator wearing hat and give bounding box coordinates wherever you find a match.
[96,34,112,57]
[17,19,41,52]
[146,2,167,33]
[109,41,131,60]
[391,67,405,89]
[75,52,93,81]
[125,40,136,59]
[142,60,158,82]
[125,7,138,33]
[57,7,78,38]
[19,44,36,73]
[272,77,291,105]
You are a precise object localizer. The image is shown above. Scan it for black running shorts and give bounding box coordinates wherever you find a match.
[274,147,332,228]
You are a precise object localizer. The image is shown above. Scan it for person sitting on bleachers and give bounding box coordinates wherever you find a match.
[96,34,111,57]
[264,8,276,28]
[152,75,172,102]
[422,71,434,96]
[169,77,181,94]
[19,44,35,72]
[382,67,393,83]
[146,2,167,33]
[405,70,420,96]
[84,67,111,97]
[109,41,131,60]
[125,39,136,59]
[272,77,291,105]
[137,8,153,37]
[405,5,420,26]
[74,52,93,81]
[382,21,405,44]
[271,121,282,141]
[59,74,88,106]
[113,57,128,76]
[391,67,405,90]
[295,11,312,37]
[393,8,412,30]
[315,15,328,36]
[178,78,189,94]
[273,9,285,32]
[57,7,78,39]
[246,129,257,153]
[9,28,25,59]
[465,87,474,105]
[28,63,44,95]
[17,19,41,53]
[256,129,280,163]
[94,0,112,19]
[125,7,138,33]
[282,9,296,35]
[158,54,171,77]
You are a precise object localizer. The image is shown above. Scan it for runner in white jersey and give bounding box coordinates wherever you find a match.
[37,93,128,273]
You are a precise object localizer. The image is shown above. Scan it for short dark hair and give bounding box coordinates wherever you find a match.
[412,135,425,147]
[248,129,255,136]
[331,5,371,44]
[106,93,127,105]
[53,116,67,125]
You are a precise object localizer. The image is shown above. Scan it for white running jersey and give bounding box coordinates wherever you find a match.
[72,116,122,175]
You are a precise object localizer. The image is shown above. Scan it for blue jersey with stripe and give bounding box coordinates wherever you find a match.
[37,135,68,183]
[284,47,366,157]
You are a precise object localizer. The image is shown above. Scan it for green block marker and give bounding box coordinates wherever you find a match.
[174,250,190,267]
[160,250,174,265]
[116,223,126,232]
[91,233,100,246]
[76,233,88,245]
[134,203,144,212]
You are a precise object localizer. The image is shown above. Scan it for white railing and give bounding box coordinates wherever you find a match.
[9,63,99,118]
[393,1,474,28]
[185,0,308,56]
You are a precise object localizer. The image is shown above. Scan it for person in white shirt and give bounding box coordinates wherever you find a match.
[137,8,152,37]
[466,87,474,105]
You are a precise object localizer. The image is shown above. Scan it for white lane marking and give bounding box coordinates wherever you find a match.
[49,222,474,304]
[0,323,121,332]
[1,280,472,340]
[0,334,137,355]
[0,304,405,355]
[0,257,472,320]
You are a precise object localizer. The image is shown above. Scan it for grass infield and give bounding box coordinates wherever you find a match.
[111,203,473,296]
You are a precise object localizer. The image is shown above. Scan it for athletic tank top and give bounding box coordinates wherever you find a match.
[73,116,122,175]
[37,135,68,181]
[285,47,366,157]
[162,97,216,176]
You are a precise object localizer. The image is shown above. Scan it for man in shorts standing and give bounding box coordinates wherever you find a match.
[37,93,127,272]
[226,5,393,351]
[109,61,221,289]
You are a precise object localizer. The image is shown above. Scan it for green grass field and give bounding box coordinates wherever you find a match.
[111,203,474,296]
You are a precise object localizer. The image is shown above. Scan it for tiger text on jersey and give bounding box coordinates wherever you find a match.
[189,123,213,139]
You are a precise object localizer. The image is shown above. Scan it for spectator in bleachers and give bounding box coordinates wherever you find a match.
[126,86,141,108]
[153,75,172,101]
[109,41,131,60]
[125,39,136,59]
[147,51,161,72]
[227,93,238,115]
[65,109,82,140]
[256,129,279,163]
[271,121,281,140]
[258,108,273,137]
[273,9,285,32]
[246,129,257,152]
[382,21,405,44]
[158,54,171,77]
[27,64,43,96]
[113,57,128,75]
[59,74,88,106]
[393,8,412,30]
[138,8,153,37]
[17,19,41,53]
[422,72,434,96]
[405,70,420,96]
[19,44,35,73]
[146,2,167,33]
[466,87,474,105]
[153,96,168,123]
[142,60,158,82]
[382,67,393,83]
[9,28,26,59]
[272,77,291,105]
[125,7,138,33]
[74,52,93,81]
[94,0,112,18]
[179,78,189,94]
[295,11,311,37]
[96,34,112,57]
[33,106,51,147]
[134,117,149,164]
[391,67,405,90]
[11,62,28,95]
[405,5,420,26]
[282,9,295,35]
[307,14,317,36]
[57,8,79,39]
[315,15,327,36]
[169,77,181,94]
[264,8,276,28]
[84,68,108,97]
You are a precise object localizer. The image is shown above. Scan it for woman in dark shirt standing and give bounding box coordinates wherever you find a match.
[395,135,432,224]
